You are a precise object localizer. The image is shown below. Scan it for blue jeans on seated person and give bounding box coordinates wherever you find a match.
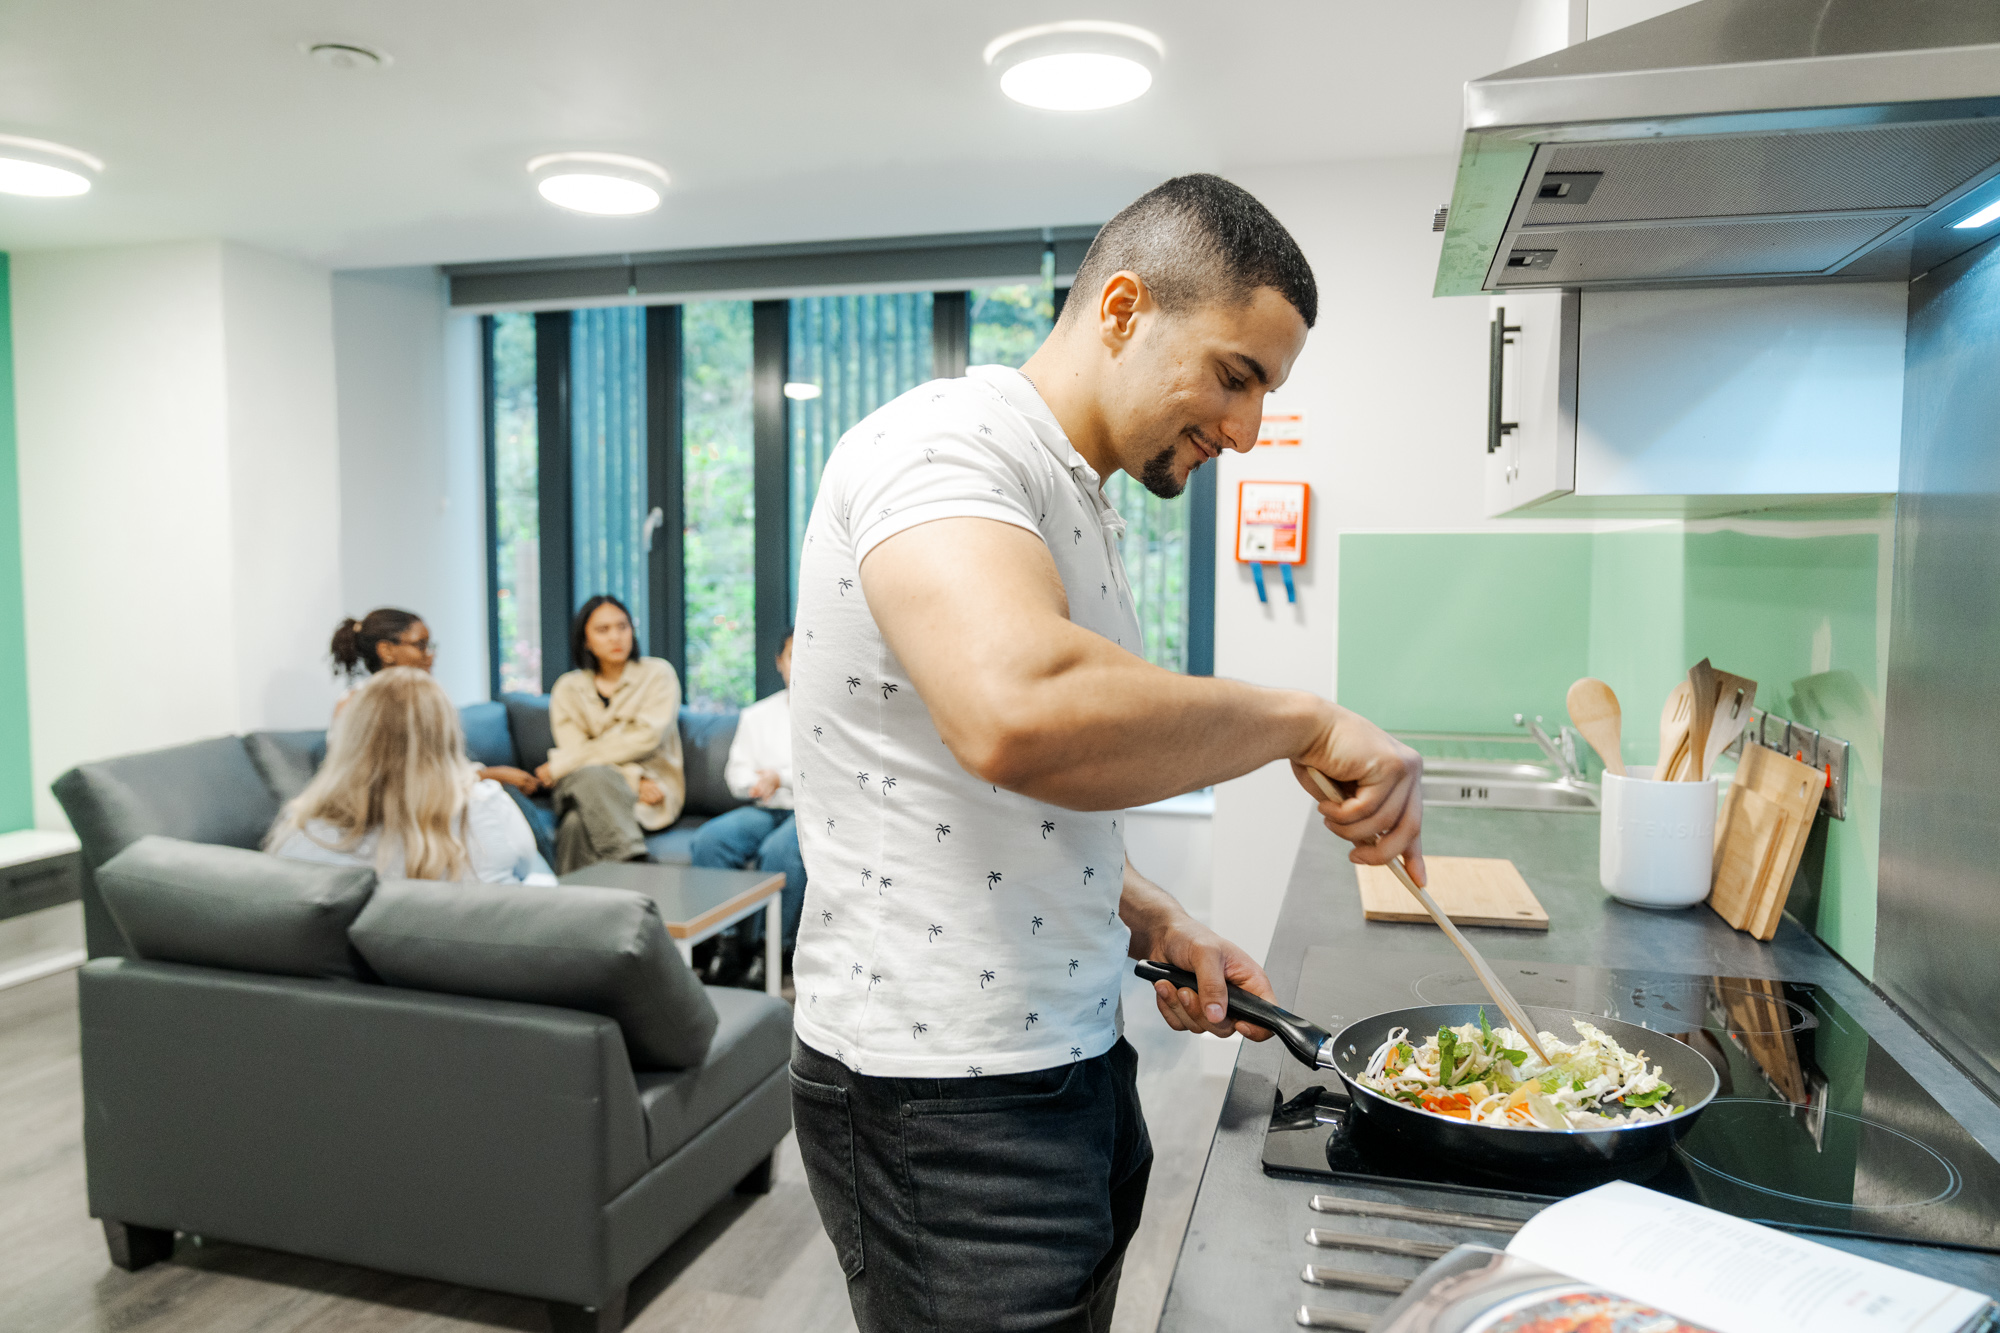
[689,806,804,951]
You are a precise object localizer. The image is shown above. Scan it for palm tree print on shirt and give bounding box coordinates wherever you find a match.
[812,725,823,742]
[1068,958,1080,975]
[1031,916,1044,934]
[837,578,854,596]
[1098,997,1109,1013]
[851,964,863,977]
[1070,1046,1084,1060]
[1073,528,1083,543]
[936,823,952,842]
[880,775,896,793]
[1025,1013,1040,1031]
[879,681,899,699]
[860,868,872,888]
[878,876,893,893]
[979,969,995,989]
[820,910,833,925]
[911,1022,928,1038]
[976,423,993,436]
[986,870,1002,890]
[1040,820,1055,839]
[869,973,882,989]
[855,771,869,789]
[966,1065,982,1075]
[927,923,944,941]
[845,676,861,694]
[1082,866,1095,883]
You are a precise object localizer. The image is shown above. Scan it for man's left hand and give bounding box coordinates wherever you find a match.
[1144,915,1275,1041]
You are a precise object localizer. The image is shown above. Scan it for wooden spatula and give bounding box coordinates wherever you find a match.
[1565,677,1625,776]
[1305,769,1551,1064]
[1684,658,1718,781]
[1701,670,1758,779]
[1657,680,1692,780]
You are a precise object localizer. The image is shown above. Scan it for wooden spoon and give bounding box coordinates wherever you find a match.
[1701,670,1759,779]
[1657,680,1692,781]
[1565,677,1625,776]
[1305,769,1551,1064]
[1685,658,1718,781]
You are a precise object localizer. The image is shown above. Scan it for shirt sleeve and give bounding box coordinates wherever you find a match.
[464,779,543,884]
[832,393,1051,563]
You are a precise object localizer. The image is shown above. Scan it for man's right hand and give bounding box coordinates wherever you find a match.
[1290,703,1426,886]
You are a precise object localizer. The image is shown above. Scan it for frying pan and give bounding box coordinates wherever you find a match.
[1135,961,1718,1179]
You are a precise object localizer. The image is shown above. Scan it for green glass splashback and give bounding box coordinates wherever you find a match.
[0,254,30,832]
[1338,509,1892,975]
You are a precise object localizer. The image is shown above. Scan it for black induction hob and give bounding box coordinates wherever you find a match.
[1261,948,2000,1253]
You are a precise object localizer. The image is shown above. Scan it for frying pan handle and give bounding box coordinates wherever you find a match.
[1133,960,1333,1070]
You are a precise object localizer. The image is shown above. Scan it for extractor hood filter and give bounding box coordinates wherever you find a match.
[1436,0,2000,294]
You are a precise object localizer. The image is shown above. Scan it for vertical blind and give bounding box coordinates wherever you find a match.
[786,293,935,610]
[569,307,649,647]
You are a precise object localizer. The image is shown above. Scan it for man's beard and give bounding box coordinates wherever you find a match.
[1139,439,1187,499]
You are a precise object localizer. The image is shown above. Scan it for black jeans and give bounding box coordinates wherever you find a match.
[790,1036,1153,1333]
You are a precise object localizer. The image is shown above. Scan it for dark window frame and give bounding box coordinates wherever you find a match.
[479,243,1219,701]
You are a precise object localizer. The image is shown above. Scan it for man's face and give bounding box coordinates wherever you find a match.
[1097,281,1309,498]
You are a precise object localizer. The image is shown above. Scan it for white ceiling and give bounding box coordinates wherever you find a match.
[0,0,1528,270]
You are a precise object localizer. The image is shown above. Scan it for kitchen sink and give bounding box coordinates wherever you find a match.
[1420,758,1599,812]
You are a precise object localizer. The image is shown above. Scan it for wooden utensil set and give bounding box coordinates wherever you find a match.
[1567,663,1825,940]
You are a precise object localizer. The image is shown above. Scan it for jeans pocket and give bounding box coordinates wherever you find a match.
[789,1066,865,1279]
[901,1059,1087,1116]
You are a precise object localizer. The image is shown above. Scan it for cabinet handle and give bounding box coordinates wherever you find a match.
[1488,307,1521,454]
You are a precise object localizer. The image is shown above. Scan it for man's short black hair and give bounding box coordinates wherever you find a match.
[1064,174,1316,330]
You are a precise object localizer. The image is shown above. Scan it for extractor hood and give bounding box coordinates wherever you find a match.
[1435,0,2000,295]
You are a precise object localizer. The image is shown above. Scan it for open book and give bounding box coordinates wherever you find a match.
[1373,1183,1997,1333]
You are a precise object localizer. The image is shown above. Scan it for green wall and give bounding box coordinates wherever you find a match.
[0,253,29,832]
[1338,507,1892,975]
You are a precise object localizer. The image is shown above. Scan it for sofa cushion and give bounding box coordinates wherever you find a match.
[679,709,746,818]
[632,987,791,1162]
[53,736,284,869]
[96,835,377,980]
[460,700,516,770]
[642,815,708,866]
[348,879,718,1071]
[502,692,556,772]
[244,730,327,805]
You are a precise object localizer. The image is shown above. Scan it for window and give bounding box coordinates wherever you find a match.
[485,313,540,694]
[682,301,755,710]
[481,237,1213,705]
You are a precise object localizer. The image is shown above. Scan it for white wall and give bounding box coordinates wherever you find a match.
[330,267,489,705]
[12,240,343,827]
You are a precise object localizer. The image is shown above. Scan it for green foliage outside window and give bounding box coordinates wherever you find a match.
[490,313,541,694]
[682,301,756,710]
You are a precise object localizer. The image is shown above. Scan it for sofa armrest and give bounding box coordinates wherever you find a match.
[78,958,650,1307]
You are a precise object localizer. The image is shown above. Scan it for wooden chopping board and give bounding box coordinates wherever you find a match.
[1355,856,1548,930]
[1709,744,1826,941]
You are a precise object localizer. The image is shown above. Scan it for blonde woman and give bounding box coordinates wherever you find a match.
[533,595,686,873]
[268,667,554,884]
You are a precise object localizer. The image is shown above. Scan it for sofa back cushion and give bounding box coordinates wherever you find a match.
[502,692,556,772]
[348,880,718,1070]
[96,835,377,980]
[244,730,327,805]
[459,700,516,769]
[679,709,747,817]
[54,737,283,870]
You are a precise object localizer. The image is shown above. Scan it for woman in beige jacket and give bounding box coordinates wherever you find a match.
[533,594,687,873]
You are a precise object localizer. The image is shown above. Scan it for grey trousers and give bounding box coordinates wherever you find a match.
[552,765,648,874]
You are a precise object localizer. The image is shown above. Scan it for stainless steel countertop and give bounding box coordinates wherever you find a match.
[1156,806,2000,1331]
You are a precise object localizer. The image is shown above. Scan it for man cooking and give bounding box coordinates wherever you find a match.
[788,173,1425,1332]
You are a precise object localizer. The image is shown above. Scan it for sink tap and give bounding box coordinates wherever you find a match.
[1522,715,1588,785]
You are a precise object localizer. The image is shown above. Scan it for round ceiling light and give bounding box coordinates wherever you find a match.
[983,21,1164,111]
[527,152,669,217]
[0,134,101,198]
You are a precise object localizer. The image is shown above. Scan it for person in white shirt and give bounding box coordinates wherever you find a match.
[690,629,805,954]
[788,175,1425,1332]
[269,667,555,885]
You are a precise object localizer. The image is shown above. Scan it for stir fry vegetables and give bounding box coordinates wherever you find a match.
[1355,1011,1683,1130]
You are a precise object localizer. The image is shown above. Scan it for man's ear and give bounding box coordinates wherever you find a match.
[1096,271,1148,351]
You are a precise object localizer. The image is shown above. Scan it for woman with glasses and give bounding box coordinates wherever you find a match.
[330,608,542,796]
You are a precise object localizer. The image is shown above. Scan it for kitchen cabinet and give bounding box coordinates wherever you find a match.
[1484,283,1907,518]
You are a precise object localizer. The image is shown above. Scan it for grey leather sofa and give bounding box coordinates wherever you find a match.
[53,694,748,960]
[52,703,788,1333]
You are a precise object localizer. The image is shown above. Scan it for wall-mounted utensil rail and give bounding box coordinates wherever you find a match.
[1727,708,1850,820]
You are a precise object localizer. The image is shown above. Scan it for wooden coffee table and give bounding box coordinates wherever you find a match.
[558,862,785,997]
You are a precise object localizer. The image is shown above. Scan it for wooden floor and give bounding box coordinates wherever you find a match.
[0,969,1228,1333]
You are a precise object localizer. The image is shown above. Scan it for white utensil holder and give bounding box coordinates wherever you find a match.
[1599,766,1718,909]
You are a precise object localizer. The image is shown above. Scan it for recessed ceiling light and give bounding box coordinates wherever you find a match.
[983,21,1164,111]
[0,134,101,198]
[1951,198,2000,230]
[527,152,669,217]
[304,42,392,71]
[783,382,823,400]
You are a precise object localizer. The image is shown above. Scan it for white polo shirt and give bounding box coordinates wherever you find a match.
[791,365,1143,1077]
